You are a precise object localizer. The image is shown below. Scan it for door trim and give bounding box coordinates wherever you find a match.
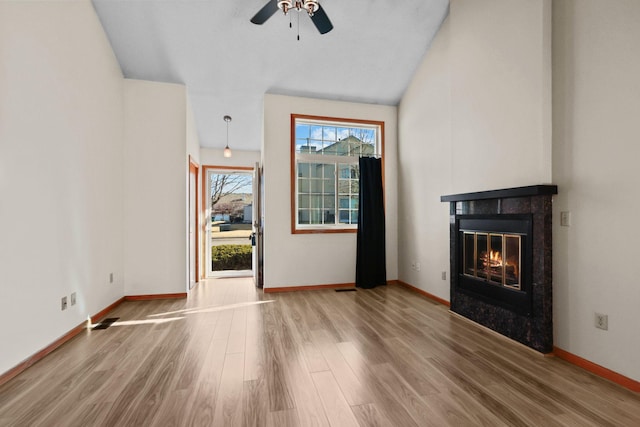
[189,157,200,288]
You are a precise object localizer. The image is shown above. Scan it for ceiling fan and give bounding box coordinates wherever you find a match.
[251,0,333,35]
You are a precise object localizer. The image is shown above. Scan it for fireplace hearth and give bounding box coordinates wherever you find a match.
[442,185,557,353]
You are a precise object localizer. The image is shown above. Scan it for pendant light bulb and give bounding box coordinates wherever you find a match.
[223,115,232,158]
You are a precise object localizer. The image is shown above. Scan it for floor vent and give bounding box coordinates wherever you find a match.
[93,317,119,330]
[335,288,357,292]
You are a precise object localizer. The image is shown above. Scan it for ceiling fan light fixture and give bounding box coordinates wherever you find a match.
[303,0,319,16]
[278,0,293,14]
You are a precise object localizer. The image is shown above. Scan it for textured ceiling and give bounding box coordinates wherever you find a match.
[92,0,449,151]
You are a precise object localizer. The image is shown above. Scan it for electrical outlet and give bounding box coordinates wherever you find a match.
[595,313,608,330]
[70,292,76,306]
[411,262,416,270]
[109,273,114,284]
[415,262,421,272]
[560,211,571,227]
[61,296,68,311]
[441,271,447,280]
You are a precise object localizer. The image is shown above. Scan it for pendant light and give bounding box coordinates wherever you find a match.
[223,115,232,158]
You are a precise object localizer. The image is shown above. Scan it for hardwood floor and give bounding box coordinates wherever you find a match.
[1,278,639,426]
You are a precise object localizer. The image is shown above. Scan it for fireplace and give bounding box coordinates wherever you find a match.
[457,215,532,315]
[442,185,557,353]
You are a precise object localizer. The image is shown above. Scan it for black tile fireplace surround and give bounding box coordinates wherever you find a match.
[441,185,557,353]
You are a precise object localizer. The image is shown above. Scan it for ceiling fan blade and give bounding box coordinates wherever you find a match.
[250,0,279,25]
[310,4,333,34]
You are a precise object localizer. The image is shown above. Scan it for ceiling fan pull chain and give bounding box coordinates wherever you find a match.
[297,11,300,41]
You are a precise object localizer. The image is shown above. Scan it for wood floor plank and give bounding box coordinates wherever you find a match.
[336,341,421,427]
[350,403,394,427]
[261,300,296,412]
[369,362,449,427]
[226,306,248,354]
[2,279,640,426]
[311,370,360,427]
[212,352,245,427]
[266,409,300,427]
[244,304,266,382]
[242,378,269,427]
[278,293,329,373]
[310,329,374,406]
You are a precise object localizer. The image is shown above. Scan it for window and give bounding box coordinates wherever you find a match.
[291,114,384,233]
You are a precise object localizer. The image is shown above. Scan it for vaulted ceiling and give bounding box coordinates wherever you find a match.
[92,0,449,151]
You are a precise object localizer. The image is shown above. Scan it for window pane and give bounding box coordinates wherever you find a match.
[310,179,322,193]
[310,195,321,208]
[324,163,335,176]
[323,126,336,141]
[350,196,359,209]
[323,196,335,209]
[310,210,322,224]
[299,210,310,224]
[338,197,349,209]
[322,141,338,155]
[325,180,334,193]
[296,123,310,139]
[310,164,323,178]
[298,178,309,193]
[338,179,350,194]
[298,163,310,178]
[338,210,350,223]
[310,125,322,141]
[323,179,335,194]
[351,210,359,224]
[297,138,317,153]
[299,194,309,208]
[324,209,335,223]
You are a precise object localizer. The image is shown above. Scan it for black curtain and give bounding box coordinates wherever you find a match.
[356,157,386,289]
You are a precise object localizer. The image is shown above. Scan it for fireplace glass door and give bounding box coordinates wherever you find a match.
[462,231,521,290]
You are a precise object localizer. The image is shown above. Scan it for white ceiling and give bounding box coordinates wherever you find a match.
[92,0,449,152]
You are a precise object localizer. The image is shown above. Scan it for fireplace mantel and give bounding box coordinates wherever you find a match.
[441,185,558,202]
[442,185,557,353]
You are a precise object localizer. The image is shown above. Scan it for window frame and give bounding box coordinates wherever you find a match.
[290,114,385,234]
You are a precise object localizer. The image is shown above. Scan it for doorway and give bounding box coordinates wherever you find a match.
[204,166,254,277]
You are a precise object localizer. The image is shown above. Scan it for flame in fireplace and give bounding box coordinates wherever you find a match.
[481,250,519,278]
[482,250,503,268]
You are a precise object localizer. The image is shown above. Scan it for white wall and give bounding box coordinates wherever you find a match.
[186,96,201,167]
[398,0,552,302]
[449,0,553,192]
[123,79,188,295]
[0,0,124,374]
[552,0,640,382]
[263,94,398,289]
[397,14,452,301]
